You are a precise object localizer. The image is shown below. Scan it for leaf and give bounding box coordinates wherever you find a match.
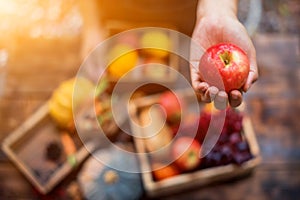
[97,111,113,125]
[95,78,109,97]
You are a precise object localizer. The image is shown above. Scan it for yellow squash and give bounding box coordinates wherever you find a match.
[48,77,94,129]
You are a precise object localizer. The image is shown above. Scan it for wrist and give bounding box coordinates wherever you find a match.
[197,0,238,20]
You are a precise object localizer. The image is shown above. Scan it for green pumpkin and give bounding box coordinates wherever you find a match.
[78,145,143,200]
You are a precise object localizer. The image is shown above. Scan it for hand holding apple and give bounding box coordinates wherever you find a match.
[198,43,250,93]
[190,1,258,108]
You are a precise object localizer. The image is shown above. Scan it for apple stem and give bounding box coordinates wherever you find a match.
[219,51,231,67]
[224,59,229,65]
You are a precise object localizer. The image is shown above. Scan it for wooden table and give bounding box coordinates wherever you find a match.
[0,33,299,200]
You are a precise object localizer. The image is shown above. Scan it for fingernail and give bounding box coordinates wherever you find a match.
[246,84,251,91]
[200,86,207,93]
[217,91,228,101]
[209,90,218,100]
[214,91,228,110]
[214,100,227,110]
[198,83,208,92]
[231,93,238,100]
[216,95,226,103]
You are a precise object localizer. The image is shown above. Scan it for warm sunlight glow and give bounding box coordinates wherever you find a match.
[0,0,82,39]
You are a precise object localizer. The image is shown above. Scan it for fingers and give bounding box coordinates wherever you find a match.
[196,82,209,100]
[196,82,244,109]
[205,86,218,102]
[229,90,243,107]
[243,70,258,92]
[197,84,228,110]
[243,39,259,92]
[197,84,217,103]
[214,91,228,110]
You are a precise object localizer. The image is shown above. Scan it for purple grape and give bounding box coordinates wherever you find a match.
[211,151,222,166]
[203,151,216,168]
[221,126,229,135]
[219,145,234,165]
[229,132,242,145]
[233,152,253,165]
[218,133,229,145]
[232,121,243,132]
[220,145,232,157]
[235,141,250,152]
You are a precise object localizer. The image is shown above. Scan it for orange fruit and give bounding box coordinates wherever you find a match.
[108,44,138,79]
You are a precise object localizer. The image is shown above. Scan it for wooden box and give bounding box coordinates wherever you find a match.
[1,103,95,194]
[129,90,261,197]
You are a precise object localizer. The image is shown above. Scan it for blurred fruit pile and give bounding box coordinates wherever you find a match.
[49,76,120,140]
[137,91,254,182]
[107,30,173,80]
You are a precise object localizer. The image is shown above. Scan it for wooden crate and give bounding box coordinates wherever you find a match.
[129,90,261,197]
[1,103,96,194]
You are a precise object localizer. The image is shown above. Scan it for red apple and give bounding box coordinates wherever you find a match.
[172,137,201,171]
[158,91,183,125]
[199,43,250,93]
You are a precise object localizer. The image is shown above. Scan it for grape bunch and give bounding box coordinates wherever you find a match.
[171,106,253,169]
[199,107,253,168]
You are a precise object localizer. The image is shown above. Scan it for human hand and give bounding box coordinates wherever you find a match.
[190,1,258,109]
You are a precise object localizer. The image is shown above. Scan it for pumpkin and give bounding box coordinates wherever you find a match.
[48,77,94,129]
[78,144,143,200]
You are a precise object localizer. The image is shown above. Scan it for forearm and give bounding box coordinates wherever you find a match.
[197,0,238,19]
[78,0,106,60]
[79,0,103,34]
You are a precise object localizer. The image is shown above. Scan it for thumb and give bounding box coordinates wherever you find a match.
[243,58,258,92]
